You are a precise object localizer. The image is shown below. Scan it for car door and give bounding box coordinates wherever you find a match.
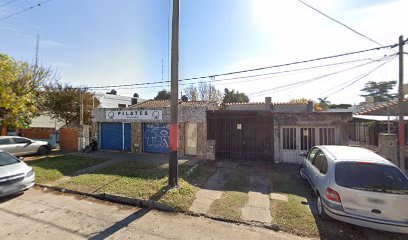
[310,150,329,192]
[10,138,33,156]
[0,138,14,154]
[305,148,319,186]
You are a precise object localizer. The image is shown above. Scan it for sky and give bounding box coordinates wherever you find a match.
[0,0,407,104]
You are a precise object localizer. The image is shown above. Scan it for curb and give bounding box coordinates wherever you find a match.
[35,183,280,232]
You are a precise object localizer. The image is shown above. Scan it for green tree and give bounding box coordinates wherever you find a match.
[0,53,55,129]
[360,81,397,102]
[222,88,249,103]
[317,97,331,110]
[154,89,171,100]
[42,83,100,126]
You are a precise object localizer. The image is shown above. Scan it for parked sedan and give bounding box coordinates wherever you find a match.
[299,145,408,234]
[0,150,35,198]
[0,136,51,156]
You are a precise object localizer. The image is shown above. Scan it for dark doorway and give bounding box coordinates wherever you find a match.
[207,110,274,161]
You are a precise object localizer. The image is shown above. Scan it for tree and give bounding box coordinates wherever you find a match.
[222,88,249,103]
[360,81,397,102]
[317,97,331,110]
[154,89,171,100]
[198,82,223,103]
[184,84,198,101]
[42,83,100,126]
[0,53,55,129]
[289,98,322,111]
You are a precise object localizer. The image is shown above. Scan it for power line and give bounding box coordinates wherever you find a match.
[87,57,381,91]
[0,0,52,23]
[87,43,401,90]
[323,57,396,98]
[296,0,384,47]
[248,55,392,97]
[0,0,19,8]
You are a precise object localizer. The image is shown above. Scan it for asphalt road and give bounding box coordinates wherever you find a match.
[0,187,307,240]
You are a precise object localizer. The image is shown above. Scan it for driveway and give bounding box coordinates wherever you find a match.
[0,187,306,240]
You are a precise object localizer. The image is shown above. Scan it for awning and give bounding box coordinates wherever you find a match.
[352,115,408,121]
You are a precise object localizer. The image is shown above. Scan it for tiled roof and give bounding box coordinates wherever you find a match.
[130,100,216,108]
[355,98,408,115]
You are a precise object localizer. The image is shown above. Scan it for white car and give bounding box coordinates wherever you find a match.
[0,136,51,156]
[299,146,408,234]
[0,150,35,197]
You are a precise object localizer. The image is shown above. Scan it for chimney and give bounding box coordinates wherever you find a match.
[265,97,272,110]
[307,101,314,112]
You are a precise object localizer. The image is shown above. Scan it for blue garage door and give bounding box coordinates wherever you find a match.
[143,123,169,153]
[101,123,132,151]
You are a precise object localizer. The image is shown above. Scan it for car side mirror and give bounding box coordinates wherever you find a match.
[300,152,307,157]
[19,157,25,161]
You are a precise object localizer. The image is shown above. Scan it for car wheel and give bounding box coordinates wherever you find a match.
[37,146,49,155]
[299,166,307,180]
[317,195,328,220]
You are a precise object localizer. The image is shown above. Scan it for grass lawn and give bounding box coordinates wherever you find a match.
[57,160,216,211]
[269,165,318,237]
[26,155,108,184]
[208,168,249,221]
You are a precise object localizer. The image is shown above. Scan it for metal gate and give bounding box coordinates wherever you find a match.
[207,111,274,161]
[143,123,169,153]
[281,126,339,163]
[100,123,132,151]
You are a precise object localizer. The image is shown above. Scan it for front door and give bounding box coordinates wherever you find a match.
[281,126,339,163]
[185,123,197,156]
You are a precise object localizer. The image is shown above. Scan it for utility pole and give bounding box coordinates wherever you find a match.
[35,31,40,68]
[168,0,179,187]
[80,89,84,126]
[398,35,405,170]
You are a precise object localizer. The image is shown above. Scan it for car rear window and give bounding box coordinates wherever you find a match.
[335,162,408,192]
[0,152,20,166]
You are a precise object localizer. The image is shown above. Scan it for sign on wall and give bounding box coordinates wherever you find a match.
[106,110,163,121]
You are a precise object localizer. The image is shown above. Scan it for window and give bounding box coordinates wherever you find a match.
[12,138,31,144]
[307,148,319,162]
[312,150,328,174]
[0,138,12,145]
[335,162,408,192]
[118,104,126,108]
[319,128,335,145]
[301,128,315,150]
[283,128,297,150]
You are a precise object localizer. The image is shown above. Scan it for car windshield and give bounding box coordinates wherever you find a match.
[0,152,20,166]
[335,162,408,193]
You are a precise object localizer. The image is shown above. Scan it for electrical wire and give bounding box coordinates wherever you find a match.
[323,57,396,98]
[0,0,52,22]
[88,56,388,91]
[296,0,384,47]
[87,43,401,90]
[248,55,392,97]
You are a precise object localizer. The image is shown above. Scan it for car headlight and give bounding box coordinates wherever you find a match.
[26,169,34,178]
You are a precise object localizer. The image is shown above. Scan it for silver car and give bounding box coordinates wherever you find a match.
[299,145,408,234]
[0,150,35,198]
[0,136,51,156]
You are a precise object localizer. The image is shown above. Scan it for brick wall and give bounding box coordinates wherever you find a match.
[59,127,79,151]
[22,128,55,139]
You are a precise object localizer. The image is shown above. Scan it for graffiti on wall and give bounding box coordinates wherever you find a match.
[143,123,169,153]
